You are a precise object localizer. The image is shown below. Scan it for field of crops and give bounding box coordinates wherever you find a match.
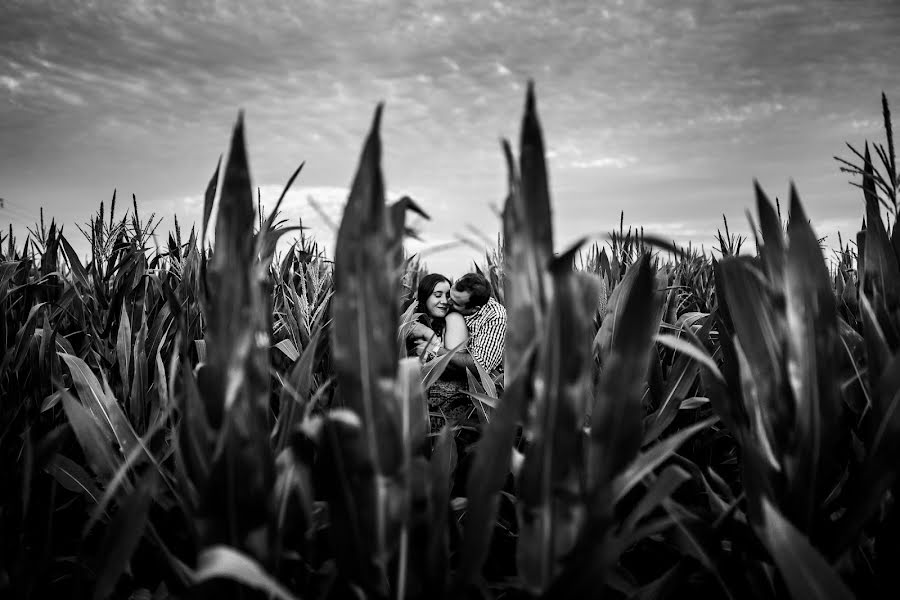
[1,86,898,600]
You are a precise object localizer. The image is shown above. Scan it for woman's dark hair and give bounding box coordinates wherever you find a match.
[416,273,452,334]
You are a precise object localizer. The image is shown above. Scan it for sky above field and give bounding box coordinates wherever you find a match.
[2,0,899,276]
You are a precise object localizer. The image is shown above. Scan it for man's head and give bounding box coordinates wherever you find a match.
[450,272,492,316]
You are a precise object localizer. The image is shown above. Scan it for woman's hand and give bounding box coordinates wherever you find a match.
[408,321,437,342]
[415,339,443,361]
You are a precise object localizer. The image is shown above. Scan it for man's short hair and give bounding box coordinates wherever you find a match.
[454,272,492,309]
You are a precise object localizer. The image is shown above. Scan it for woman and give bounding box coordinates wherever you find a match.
[403,274,471,432]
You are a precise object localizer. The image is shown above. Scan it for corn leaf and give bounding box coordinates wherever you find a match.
[518,81,554,261]
[643,350,701,443]
[862,144,900,313]
[130,308,148,431]
[593,254,642,363]
[421,339,468,390]
[754,181,786,290]
[419,426,455,591]
[84,408,170,539]
[59,233,91,290]
[194,545,301,600]
[829,351,900,554]
[590,254,658,489]
[781,186,841,532]
[331,102,401,469]
[274,339,300,362]
[45,453,102,503]
[387,195,429,278]
[60,352,140,458]
[456,84,552,593]
[205,113,266,407]
[395,356,428,455]
[655,333,723,383]
[859,291,891,392]
[60,387,119,480]
[92,469,158,600]
[176,357,212,488]
[317,410,388,594]
[274,325,323,453]
[517,246,593,593]
[716,256,791,464]
[116,304,132,398]
[201,157,221,247]
[197,112,276,553]
[759,498,854,600]
[328,103,401,595]
[619,464,691,542]
[12,301,46,372]
[612,416,717,503]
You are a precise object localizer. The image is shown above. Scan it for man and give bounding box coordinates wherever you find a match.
[416,272,507,383]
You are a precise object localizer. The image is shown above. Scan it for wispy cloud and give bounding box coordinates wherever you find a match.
[0,76,21,92]
[570,156,637,170]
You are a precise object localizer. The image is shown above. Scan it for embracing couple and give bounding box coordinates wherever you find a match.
[403,272,507,432]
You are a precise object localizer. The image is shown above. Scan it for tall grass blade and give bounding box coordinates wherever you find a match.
[421,339,468,390]
[517,246,592,593]
[194,545,301,600]
[612,416,718,503]
[716,256,790,474]
[654,333,724,383]
[116,305,132,398]
[196,112,275,561]
[425,426,457,592]
[328,103,402,594]
[45,453,102,503]
[643,350,701,443]
[593,253,648,363]
[518,81,554,261]
[201,157,221,247]
[862,145,900,317]
[754,181,785,289]
[274,326,323,454]
[760,498,854,600]
[60,388,119,479]
[782,185,841,532]
[12,301,46,372]
[456,84,554,592]
[255,161,305,262]
[92,469,158,600]
[829,352,900,553]
[206,114,256,384]
[60,353,140,458]
[619,464,691,538]
[589,254,658,488]
[59,233,91,289]
[395,356,428,453]
[130,309,148,431]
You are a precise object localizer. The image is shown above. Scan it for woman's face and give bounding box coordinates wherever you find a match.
[424,281,451,318]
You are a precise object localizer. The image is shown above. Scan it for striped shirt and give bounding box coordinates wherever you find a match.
[464,297,507,375]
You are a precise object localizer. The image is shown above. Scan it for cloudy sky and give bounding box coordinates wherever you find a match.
[2,0,898,276]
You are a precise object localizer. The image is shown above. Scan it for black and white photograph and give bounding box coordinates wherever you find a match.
[2,1,899,598]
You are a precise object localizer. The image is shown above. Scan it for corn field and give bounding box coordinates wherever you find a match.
[1,86,899,599]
